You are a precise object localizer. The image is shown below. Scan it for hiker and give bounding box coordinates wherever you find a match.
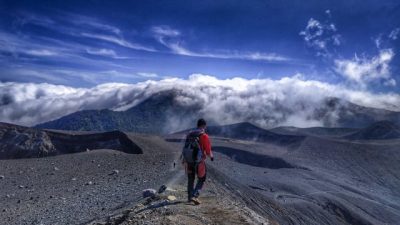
[181,118,214,205]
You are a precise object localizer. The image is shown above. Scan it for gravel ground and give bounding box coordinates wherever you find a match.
[1,128,399,225]
[0,134,180,225]
[88,169,275,225]
[208,136,400,225]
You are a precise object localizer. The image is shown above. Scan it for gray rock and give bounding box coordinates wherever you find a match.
[158,184,167,194]
[142,189,157,198]
[109,170,119,175]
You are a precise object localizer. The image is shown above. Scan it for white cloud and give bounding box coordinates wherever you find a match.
[0,31,63,57]
[389,28,400,40]
[137,72,158,78]
[299,17,341,57]
[152,26,180,37]
[85,48,130,59]
[81,33,155,52]
[69,16,121,35]
[334,49,395,87]
[374,28,399,48]
[325,9,331,16]
[15,12,156,54]
[1,74,399,128]
[86,48,117,57]
[151,26,289,62]
[25,49,58,56]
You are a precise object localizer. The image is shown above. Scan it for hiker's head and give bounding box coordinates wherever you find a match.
[197,118,206,129]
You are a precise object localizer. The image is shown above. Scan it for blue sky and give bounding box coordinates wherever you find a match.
[1,0,400,91]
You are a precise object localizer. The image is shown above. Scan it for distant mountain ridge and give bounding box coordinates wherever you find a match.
[314,97,400,128]
[270,126,359,137]
[36,90,203,134]
[170,122,305,144]
[35,91,400,134]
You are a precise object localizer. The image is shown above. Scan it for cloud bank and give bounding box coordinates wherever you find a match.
[1,74,400,128]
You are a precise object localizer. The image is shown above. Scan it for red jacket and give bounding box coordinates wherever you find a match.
[198,130,213,160]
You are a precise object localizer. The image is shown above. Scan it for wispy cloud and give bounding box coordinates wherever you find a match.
[299,11,341,57]
[137,72,158,78]
[152,26,180,37]
[0,31,65,58]
[389,28,400,40]
[151,25,290,62]
[25,49,59,56]
[374,27,400,48]
[81,32,155,52]
[67,14,121,35]
[15,12,55,27]
[85,48,130,59]
[16,12,155,53]
[86,48,117,57]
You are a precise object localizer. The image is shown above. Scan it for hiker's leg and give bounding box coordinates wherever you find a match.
[187,163,195,201]
[193,162,206,197]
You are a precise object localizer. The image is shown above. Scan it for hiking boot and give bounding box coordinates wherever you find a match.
[191,197,201,205]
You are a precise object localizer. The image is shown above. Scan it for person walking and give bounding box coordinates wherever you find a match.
[181,118,213,205]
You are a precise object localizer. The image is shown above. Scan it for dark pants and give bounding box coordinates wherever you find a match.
[187,162,206,200]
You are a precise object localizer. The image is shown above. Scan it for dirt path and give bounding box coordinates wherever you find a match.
[88,169,270,225]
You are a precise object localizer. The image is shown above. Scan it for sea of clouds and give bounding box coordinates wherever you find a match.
[1,74,400,128]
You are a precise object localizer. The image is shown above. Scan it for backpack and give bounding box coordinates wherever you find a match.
[182,130,204,164]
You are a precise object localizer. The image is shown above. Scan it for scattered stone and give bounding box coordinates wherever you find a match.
[54,167,59,171]
[109,170,119,175]
[167,195,176,201]
[158,184,167,194]
[18,185,24,189]
[0,175,4,179]
[142,189,156,198]
[86,181,93,185]
[71,177,77,181]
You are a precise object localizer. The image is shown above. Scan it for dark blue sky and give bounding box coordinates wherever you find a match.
[1,0,400,91]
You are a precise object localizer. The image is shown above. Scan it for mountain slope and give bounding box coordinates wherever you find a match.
[0,122,142,159]
[344,120,400,140]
